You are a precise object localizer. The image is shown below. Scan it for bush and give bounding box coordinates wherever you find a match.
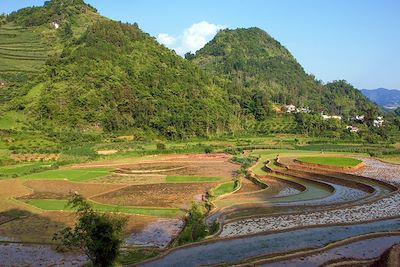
[204,146,213,154]
[176,202,207,245]
[53,194,127,267]
[156,142,166,150]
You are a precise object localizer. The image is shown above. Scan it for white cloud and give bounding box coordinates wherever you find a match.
[157,33,176,46]
[157,21,225,56]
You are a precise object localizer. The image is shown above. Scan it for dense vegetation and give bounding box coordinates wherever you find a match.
[0,0,394,144]
[190,28,378,119]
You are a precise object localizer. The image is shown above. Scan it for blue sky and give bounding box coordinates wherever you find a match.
[1,0,400,89]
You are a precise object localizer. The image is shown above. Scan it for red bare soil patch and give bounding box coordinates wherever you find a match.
[72,153,239,179]
[94,174,166,185]
[92,182,219,208]
[236,178,262,193]
[23,180,125,198]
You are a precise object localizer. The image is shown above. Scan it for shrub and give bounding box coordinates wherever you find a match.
[204,146,213,154]
[53,194,127,267]
[156,142,166,150]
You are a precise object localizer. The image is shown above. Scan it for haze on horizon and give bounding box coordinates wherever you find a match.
[1,0,399,90]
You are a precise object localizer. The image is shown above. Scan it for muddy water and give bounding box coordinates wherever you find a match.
[263,235,400,267]
[0,243,87,266]
[140,218,400,267]
[125,218,184,248]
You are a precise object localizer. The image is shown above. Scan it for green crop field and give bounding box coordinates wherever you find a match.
[0,162,51,177]
[0,111,27,130]
[254,115,297,134]
[23,199,182,217]
[0,23,48,73]
[166,176,222,183]
[20,168,112,181]
[297,156,362,167]
[210,181,238,197]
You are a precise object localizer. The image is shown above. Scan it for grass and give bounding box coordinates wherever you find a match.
[0,111,26,130]
[297,156,362,167]
[210,181,238,197]
[0,162,51,177]
[23,199,182,217]
[120,248,160,265]
[0,23,48,73]
[20,168,112,181]
[166,176,222,183]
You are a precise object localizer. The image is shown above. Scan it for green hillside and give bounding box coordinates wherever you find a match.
[0,0,236,139]
[190,28,378,119]
[0,0,383,141]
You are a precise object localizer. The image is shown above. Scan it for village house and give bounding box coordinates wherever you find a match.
[282,104,296,113]
[352,115,365,122]
[50,21,60,29]
[346,125,359,133]
[373,116,384,127]
[321,113,342,120]
[296,107,311,113]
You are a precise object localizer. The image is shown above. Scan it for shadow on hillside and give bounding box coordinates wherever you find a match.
[0,208,70,243]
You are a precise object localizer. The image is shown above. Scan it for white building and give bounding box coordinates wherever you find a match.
[283,104,296,113]
[296,107,311,113]
[353,115,365,122]
[373,117,384,127]
[50,21,60,29]
[346,125,359,133]
[322,113,342,120]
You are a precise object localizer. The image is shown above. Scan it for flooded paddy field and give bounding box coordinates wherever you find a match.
[140,218,400,267]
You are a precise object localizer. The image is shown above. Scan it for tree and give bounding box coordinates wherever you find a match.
[53,194,127,267]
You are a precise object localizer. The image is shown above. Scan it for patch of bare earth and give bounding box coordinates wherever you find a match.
[10,153,59,161]
[71,153,239,179]
[92,182,219,208]
[0,211,76,243]
[23,180,126,198]
[97,149,118,155]
[236,178,263,193]
[94,174,166,185]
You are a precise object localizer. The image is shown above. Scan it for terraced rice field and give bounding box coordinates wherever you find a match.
[2,150,400,265]
[139,151,400,266]
[0,23,48,73]
[0,153,238,250]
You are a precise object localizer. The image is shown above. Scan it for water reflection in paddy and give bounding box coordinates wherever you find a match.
[140,218,400,267]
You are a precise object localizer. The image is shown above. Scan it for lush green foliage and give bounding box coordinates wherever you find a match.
[0,0,386,143]
[7,0,95,27]
[297,156,362,167]
[191,28,378,119]
[53,194,126,267]
[176,202,207,245]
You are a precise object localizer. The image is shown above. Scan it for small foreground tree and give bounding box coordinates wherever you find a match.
[53,194,127,267]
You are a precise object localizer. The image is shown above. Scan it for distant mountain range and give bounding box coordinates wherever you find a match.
[361,88,400,110]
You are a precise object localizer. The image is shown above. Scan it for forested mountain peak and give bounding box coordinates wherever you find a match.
[193,27,293,61]
[0,2,379,140]
[6,0,97,27]
[190,27,377,120]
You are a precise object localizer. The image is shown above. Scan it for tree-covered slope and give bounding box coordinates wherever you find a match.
[0,0,237,139]
[0,1,379,140]
[190,27,377,118]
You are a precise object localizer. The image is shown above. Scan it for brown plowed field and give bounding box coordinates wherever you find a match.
[92,182,219,208]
